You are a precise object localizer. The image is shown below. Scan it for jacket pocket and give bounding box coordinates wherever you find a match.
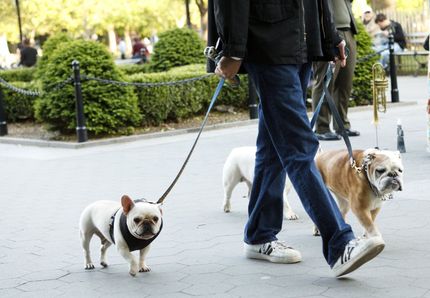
[250,0,297,23]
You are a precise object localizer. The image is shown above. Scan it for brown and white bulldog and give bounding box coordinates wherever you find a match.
[314,148,404,238]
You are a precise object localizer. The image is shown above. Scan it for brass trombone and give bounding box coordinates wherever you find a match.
[372,63,388,125]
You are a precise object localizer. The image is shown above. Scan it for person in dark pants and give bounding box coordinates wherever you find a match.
[312,0,359,141]
[19,38,38,67]
[208,0,385,277]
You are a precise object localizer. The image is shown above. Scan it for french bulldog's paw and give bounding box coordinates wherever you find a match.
[85,263,95,270]
[139,265,151,272]
[100,261,108,268]
[129,264,138,277]
[285,211,299,220]
[223,201,231,213]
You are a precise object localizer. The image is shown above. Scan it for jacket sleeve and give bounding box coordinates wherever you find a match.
[392,22,406,49]
[213,0,249,58]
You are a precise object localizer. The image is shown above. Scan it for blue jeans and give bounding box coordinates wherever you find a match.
[243,63,355,266]
[374,42,403,69]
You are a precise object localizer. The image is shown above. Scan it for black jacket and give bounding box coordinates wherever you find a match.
[388,21,406,49]
[207,0,342,72]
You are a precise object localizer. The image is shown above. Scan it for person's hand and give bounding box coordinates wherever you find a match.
[335,40,347,67]
[215,56,242,80]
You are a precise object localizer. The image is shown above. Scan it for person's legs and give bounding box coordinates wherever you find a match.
[244,62,355,266]
[333,30,357,134]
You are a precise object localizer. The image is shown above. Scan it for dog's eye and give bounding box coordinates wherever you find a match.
[398,169,403,173]
[133,218,141,224]
[153,216,159,223]
[376,168,386,174]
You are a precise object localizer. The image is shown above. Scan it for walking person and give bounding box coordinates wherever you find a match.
[312,0,360,141]
[208,0,385,277]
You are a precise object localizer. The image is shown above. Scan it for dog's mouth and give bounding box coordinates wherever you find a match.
[134,230,156,240]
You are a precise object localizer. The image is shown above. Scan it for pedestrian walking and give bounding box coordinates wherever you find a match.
[208,0,385,277]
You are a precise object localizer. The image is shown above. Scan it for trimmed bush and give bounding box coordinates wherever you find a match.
[352,20,379,106]
[0,81,39,122]
[36,32,74,79]
[0,68,36,83]
[127,66,248,125]
[35,40,141,135]
[150,28,205,72]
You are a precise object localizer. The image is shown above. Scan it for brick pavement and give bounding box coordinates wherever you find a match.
[0,76,429,297]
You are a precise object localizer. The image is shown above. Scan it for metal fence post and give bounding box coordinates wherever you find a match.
[388,33,400,103]
[71,60,88,142]
[0,88,8,136]
[248,77,258,119]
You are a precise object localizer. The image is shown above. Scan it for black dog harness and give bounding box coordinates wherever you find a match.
[109,201,163,251]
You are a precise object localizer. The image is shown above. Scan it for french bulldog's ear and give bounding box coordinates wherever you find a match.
[121,195,135,215]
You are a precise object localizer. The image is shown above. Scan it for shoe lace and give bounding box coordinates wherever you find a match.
[272,240,293,250]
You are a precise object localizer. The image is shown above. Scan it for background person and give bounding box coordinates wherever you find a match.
[18,38,38,67]
[311,0,360,141]
[374,13,407,70]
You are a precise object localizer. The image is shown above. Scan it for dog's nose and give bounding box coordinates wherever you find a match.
[142,223,151,233]
[388,172,398,178]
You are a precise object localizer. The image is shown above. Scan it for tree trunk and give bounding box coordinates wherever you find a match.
[124,28,132,58]
[185,0,192,28]
[107,25,117,54]
[195,0,208,39]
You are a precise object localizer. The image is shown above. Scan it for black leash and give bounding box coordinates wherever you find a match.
[310,63,357,169]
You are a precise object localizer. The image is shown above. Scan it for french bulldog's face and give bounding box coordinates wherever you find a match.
[366,149,404,195]
[122,196,163,240]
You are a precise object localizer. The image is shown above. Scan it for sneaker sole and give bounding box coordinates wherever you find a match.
[245,250,302,264]
[334,238,385,277]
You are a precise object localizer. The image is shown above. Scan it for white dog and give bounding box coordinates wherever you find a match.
[222,146,298,220]
[79,195,163,276]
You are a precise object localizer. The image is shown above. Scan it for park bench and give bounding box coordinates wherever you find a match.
[394,32,429,76]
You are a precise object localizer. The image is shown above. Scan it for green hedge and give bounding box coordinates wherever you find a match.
[117,63,151,76]
[0,68,36,83]
[35,39,141,135]
[127,68,248,125]
[151,28,206,72]
[0,81,39,122]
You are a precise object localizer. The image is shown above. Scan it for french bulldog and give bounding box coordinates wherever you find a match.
[79,195,163,276]
[315,148,404,237]
[222,146,298,220]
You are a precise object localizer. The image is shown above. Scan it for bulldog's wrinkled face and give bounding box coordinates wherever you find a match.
[365,149,404,195]
[122,196,163,240]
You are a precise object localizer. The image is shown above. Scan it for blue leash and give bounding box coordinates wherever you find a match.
[157,77,225,203]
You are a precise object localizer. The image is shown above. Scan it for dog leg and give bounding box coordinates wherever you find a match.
[117,246,139,277]
[139,245,151,272]
[80,230,95,270]
[99,235,112,268]
[336,196,350,220]
[351,205,380,238]
[223,178,240,213]
[283,178,298,220]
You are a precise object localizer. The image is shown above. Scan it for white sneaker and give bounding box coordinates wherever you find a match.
[332,236,385,277]
[244,240,302,264]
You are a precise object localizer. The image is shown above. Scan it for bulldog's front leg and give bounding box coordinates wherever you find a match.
[117,245,139,276]
[352,206,381,238]
[139,245,151,272]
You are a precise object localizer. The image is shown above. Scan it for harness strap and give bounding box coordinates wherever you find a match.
[109,209,120,244]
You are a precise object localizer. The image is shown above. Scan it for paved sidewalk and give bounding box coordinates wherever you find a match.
[0,76,429,297]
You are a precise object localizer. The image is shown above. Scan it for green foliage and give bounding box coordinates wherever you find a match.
[0,82,39,122]
[117,63,152,76]
[0,68,36,83]
[352,20,379,106]
[127,65,248,125]
[36,33,74,79]
[150,28,205,72]
[35,39,141,135]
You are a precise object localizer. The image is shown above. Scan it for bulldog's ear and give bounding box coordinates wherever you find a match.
[121,195,135,215]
